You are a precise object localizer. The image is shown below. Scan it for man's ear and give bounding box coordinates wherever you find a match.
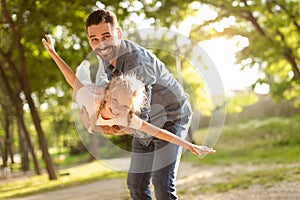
[116,27,123,39]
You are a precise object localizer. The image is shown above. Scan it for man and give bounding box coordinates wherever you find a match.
[85,9,192,200]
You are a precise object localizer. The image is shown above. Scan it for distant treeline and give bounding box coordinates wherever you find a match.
[198,94,300,128]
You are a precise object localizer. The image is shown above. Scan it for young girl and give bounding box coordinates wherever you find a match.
[42,35,216,156]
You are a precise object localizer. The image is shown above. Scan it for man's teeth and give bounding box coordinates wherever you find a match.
[100,47,111,54]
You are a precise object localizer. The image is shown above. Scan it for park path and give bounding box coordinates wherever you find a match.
[9,161,300,200]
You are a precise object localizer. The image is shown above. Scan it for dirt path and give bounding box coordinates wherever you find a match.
[9,162,300,200]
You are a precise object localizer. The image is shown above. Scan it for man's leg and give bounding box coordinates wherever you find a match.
[152,116,191,200]
[127,137,154,200]
[152,144,181,199]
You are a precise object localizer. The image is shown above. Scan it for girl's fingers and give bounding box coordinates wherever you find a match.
[199,146,215,154]
[191,145,216,156]
[42,39,49,49]
[43,34,52,45]
[42,38,47,44]
[45,34,50,42]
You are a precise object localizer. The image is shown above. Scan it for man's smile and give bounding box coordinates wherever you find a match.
[95,46,113,56]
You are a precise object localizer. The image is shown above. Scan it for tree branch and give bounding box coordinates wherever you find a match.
[277,2,300,33]
[276,29,300,82]
[0,49,22,83]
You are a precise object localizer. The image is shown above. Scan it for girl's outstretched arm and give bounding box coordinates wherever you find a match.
[139,120,216,156]
[42,35,83,91]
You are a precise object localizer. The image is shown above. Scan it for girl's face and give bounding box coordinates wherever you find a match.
[105,85,131,118]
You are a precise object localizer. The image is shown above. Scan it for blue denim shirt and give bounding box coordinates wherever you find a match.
[104,40,192,145]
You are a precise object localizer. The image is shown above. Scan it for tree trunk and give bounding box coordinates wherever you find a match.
[16,98,41,174]
[3,113,16,166]
[0,64,41,175]
[1,0,57,180]
[17,119,29,173]
[3,114,10,167]
[0,139,4,166]
[8,123,15,164]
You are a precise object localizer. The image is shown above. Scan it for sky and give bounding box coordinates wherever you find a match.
[199,37,270,94]
[173,3,270,94]
[199,38,260,92]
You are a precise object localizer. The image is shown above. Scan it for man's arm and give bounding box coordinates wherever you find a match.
[93,125,134,135]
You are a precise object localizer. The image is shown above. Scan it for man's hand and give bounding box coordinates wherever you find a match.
[96,125,134,135]
[79,106,134,135]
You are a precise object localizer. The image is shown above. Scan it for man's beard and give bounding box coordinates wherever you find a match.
[95,45,117,62]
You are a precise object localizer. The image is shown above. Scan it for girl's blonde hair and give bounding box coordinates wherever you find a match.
[96,73,147,127]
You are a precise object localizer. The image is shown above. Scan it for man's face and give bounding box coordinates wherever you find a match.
[87,22,122,62]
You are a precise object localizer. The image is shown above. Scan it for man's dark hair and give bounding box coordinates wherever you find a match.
[85,9,119,31]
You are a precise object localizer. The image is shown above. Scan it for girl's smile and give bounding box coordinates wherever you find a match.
[103,84,131,119]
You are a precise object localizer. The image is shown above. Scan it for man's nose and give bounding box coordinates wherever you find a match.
[95,40,108,50]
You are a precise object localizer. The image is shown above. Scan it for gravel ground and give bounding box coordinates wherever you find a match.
[8,162,300,200]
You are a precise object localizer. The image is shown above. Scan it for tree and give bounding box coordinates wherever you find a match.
[107,0,299,108]
[1,0,223,161]
[0,63,41,175]
[0,0,106,179]
[1,0,56,179]
[187,0,300,106]
[5,0,283,175]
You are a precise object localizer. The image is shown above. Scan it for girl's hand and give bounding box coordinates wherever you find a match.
[42,34,56,55]
[188,144,216,156]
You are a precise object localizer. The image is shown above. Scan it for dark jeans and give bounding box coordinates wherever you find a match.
[127,116,191,200]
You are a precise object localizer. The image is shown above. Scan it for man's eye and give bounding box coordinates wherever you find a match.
[103,35,111,40]
[91,38,99,42]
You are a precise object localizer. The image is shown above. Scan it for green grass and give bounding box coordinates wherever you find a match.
[191,165,300,194]
[179,114,300,195]
[52,151,91,167]
[185,114,300,165]
[1,114,300,198]
[0,161,126,199]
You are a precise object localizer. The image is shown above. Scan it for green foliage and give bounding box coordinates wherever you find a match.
[226,90,259,113]
[180,114,300,194]
[52,151,90,166]
[187,114,300,165]
[1,114,299,198]
[187,0,300,106]
[2,0,299,180]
